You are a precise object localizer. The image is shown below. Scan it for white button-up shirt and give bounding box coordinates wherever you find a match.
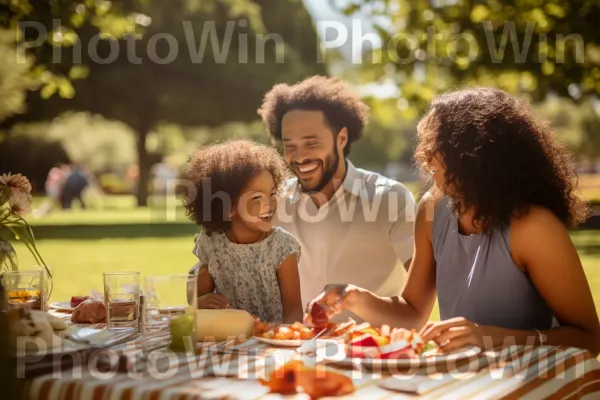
[274,161,417,315]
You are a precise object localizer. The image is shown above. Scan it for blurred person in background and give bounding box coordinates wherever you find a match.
[126,163,139,195]
[33,162,69,217]
[60,163,89,210]
[152,158,178,195]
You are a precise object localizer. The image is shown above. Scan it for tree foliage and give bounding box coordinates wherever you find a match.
[2,0,326,205]
[336,0,600,110]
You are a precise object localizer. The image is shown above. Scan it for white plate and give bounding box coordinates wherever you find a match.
[254,336,309,347]
[12,327,138,358]
[326,346,482,369]
[49,301,75,312]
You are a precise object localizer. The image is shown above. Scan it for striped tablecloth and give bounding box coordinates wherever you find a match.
[21,312,600,400]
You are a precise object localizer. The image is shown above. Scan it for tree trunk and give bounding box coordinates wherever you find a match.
[136,124,152,207]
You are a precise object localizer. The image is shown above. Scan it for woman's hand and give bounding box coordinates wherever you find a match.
[198,293,230,309]
[303,284,356,326]
[419,317,500,353]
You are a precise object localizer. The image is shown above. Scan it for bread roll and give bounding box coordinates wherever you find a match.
[71,298,107,324]
[196,309,254,342]
[7,308,61,352]
[29,310,67,331]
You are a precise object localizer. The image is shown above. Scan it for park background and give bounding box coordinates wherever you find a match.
[0,0,599,322]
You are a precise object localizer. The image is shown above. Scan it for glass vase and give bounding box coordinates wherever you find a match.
[0,240,17,272]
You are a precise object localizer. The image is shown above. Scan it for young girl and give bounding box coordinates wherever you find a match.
[184,139,303,324]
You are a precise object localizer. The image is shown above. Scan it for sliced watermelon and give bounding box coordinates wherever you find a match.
[378,340,410,355]
[348,344,380,359]
[350,334,379,347]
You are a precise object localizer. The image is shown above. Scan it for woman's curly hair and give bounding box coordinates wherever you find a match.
[415,87,590,232]
[257,75,369,156]
[183,139,290,235]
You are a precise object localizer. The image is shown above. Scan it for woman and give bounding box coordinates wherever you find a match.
[306,88,600,356]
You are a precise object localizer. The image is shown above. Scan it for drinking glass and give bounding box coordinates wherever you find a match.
[3,270,46,311]
[145,274,197,353]
[103,271,140,331]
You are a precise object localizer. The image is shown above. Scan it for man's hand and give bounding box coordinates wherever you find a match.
[198,293,230,309]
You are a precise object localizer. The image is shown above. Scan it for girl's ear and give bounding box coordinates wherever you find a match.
[226,201,237,220]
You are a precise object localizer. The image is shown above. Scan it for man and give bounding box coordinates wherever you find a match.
[258,76,416,318]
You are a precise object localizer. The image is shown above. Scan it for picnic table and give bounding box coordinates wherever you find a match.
[19,311,600,400]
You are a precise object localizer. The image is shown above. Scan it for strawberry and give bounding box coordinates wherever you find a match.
[70,296,88,308]
[310,303,328,328]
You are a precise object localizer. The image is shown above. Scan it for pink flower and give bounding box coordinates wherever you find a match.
[0,173,32,196]
[8,190,32,217]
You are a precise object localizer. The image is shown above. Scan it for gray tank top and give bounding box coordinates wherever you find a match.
[433,197,555,330]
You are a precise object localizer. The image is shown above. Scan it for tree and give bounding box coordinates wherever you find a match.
[334,0,600,110]
[2,0,326,205]
[0,0,143,103]
[0,29,36,122]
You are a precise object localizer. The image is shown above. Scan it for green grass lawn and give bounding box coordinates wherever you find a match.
[14,187,600,322]
[11,231,600,323]
[30,194,188,225]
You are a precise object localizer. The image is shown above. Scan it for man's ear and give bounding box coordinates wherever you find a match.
[337,127,348,150]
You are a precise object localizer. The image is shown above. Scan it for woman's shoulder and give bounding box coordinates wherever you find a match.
[417,189,452,224]
[510,205,566,239]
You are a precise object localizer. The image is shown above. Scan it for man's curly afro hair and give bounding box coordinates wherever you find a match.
[257,75,370,156]
[182,139,290,235]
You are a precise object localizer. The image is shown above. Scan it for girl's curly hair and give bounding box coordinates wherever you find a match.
[183,139,290,235]
[415,87,590,232]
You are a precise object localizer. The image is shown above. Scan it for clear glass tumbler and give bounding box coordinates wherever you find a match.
[103,271,140,331]
[3,270,46,311]
[145,274,197,353]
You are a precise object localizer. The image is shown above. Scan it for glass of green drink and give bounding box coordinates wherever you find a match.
[145,274,198,353]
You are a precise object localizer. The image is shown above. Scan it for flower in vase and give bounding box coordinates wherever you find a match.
[9,190,32,217]
[0,173,32,198]
[0,172,51,286]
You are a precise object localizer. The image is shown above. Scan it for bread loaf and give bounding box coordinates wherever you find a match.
[196,309,254,342]
[71,299,107,324]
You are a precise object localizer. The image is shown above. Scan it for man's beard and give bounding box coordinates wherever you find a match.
[297,145,340,193]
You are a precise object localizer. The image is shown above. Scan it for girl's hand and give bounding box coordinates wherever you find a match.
[419,317,499,353]
[198,293,230,309]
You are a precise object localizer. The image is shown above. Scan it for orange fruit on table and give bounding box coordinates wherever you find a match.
[291,322,305,331]
[278,326,294,339]
[299,328,316,340]
[263,331,274,339]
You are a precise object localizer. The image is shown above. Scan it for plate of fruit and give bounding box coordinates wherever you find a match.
[253,312,358,348]
[327,323,481,369]
[254,320,319,346]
